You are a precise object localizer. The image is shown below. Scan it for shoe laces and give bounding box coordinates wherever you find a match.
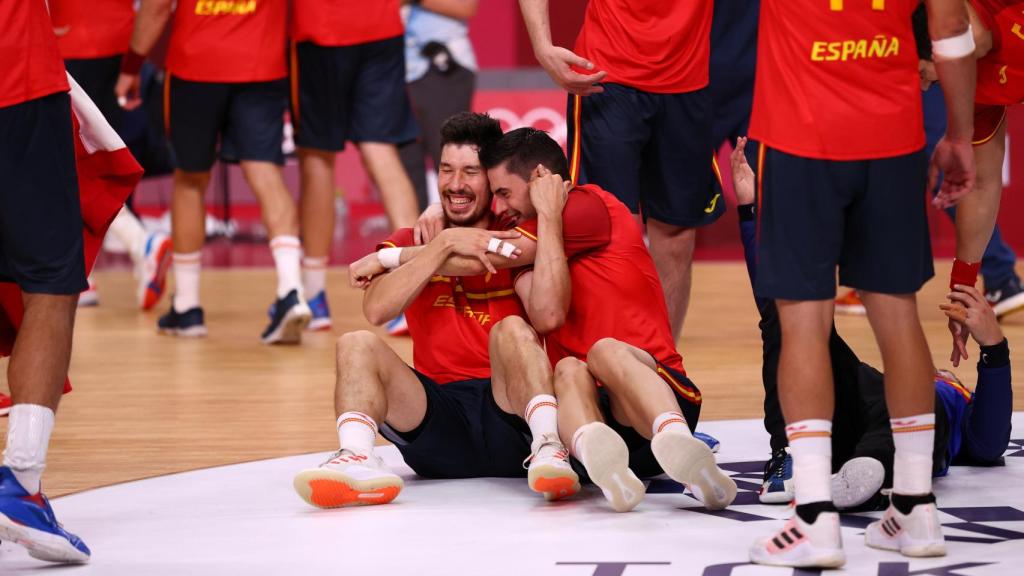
[322,449,377,467]
[764,448,791,481]
[522,434,569,469]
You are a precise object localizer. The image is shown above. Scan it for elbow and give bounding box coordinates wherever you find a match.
[362,304,391,327]
[531,308,566,335]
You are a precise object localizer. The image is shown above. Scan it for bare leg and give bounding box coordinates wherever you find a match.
[488,316,555,415]
[171,169,210,253]
[334,330,426,431]
[8,294,78,410]
[861,293,934,419]
[239,161,299,238]
[357,141,419,230]
[298,148,336,261]
[551,357,603,449]
[955,122,1006,265]
[776,299,835,423]
[646,219,696,340]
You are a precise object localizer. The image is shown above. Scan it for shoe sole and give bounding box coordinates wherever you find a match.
[139,238,173,311]
[832,457,884,509]
[577,423,645,512]
[158,325,208,338]
[528,464,580,501]
[77,293,99,307]
[750,545,846,568]
[834,304,866,316]
[865,524,947,557]
[0,513,90,564]
[263,304,312,345]
[293,469,402,508]
[307,317,333,332]
[993,291,1024,319]
[759,489,794,505]
[651,431,737,510]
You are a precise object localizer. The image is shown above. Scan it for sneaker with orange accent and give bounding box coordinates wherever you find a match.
[865,498,946,557]
[524,434,580,501]
[293,449,403,509]
[834,289,866,316]
[749,511,845,568]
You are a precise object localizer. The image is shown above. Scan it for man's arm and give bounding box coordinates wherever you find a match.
[518,170,571,333]
[362,239,455,325]
[517,0,606,95]
[114,0,173,110]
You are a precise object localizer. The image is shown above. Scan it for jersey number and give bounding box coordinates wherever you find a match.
[830,0,885,10]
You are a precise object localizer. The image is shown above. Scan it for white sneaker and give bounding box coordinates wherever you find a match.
[524,434,580,501]
[78,276,98,307]
[651,429,736,510]
[832,456,884,509]
[866,499,946,557]
[575,422,645,512]
[293,450,403,508]
[750,511,846,568]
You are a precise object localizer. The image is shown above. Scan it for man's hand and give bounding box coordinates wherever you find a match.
[349,252,387,289]
[414,203,445,245]
[535,45,607,96]
[114,73,143,110]
[930,136,976,209]
[437,228,522,274]
[941,283,1004,347]
[731,137,756,205]
[529,164,569,220]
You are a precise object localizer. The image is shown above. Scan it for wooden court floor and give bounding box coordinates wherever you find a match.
[1,261,1022,497]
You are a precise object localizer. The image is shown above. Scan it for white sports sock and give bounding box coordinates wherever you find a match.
[891,413,936,495]
[108,206,147,263]
[337,412,377,456]
[3,404,55,494]
[172,252,202,312]
[302,256,328,298]
[786,419,833,505]
[651,411,690,438]
[270,236,303,299]
[525,394,559,450]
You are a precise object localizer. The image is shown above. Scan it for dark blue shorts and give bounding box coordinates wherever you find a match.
[0,92,87,295]
[754,145,934,300]
[65,55,123,133]
[379,370,531,479]
[291,37,418,151]
[165,76,286,172]
[567,84,724,227]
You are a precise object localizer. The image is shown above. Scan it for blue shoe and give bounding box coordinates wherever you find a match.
[385,313,409,336]
[693,431,720,453]
[157,305,207,338]
[0,467,90,563]
[262,289,311,345]
[760,447,794,504]
[306,290,332,331]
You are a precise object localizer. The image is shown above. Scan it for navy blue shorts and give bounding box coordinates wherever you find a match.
[0,92,87,295]
[567,84,724,227]
[65,55,123,133]
[379,370,531,479]
[754,145,934,300]
[292,37,418,151]
[166,76,286,172]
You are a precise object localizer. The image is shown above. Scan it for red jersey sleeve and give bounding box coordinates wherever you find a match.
[514,187,612,258]
[376,228,415,250]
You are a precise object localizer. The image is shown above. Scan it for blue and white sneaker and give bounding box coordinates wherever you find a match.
[0,467,90,563]
[306,290,332,331]
[760,448,794,504]
[157,305,207,338]
[385,313,409,336]
[262,289,311,344]
[693,431,720,453]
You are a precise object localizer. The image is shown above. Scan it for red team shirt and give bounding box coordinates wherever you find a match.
[166,0,287,83]
[573,0,712,93]
[974,0,1024,105]
[0,0,69,109]
[750,0,923,160]
[377,229,525,384]
[49,0,134,60]
[292,0,403,47]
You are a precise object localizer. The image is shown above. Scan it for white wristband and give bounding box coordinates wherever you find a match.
[487,237,517,258]
[932,25,975,61]
[377,247,403,269]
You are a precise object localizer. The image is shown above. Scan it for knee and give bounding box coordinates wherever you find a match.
[174,169,209,191]
[491,315,537,346]
[336,330,381,359]
[586,337,629,372]
[553,356,590,396]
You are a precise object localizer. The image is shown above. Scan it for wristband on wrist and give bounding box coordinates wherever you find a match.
[979,338,1010,368]
[737,204,755,222]
[950,258,980,289]
[377,247,403,269]
[120,49,146,76]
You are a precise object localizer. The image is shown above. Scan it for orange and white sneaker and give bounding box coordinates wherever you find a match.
[524,434,580,501]
[750,511,845,568]
[835,289,866,315]
[293,450,403,509]
[650,429,736,510]
[866,499,946,557]
[575,422,645,512]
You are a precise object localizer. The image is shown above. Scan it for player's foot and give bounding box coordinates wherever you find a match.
[831,456,884,509]
[651,429,736,510]
[760,448,794,504]
[136,231,173,311]
[0,393,10,417]
[986,276,1024,320]
[693,431,721,453]
[77,277,98,307]
[262,289,311,345]
[865,495,946,557]
[749,510,845,568]
[0,467,90,564]
[306,290,332,331]
[293,450,403,509]
[574,422,644,512]
[157,305,207,338]
[524,433,580,501]
[834,289,866,316]
[386,313,409,336]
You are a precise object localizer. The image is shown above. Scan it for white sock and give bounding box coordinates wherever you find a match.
[3,404,55,494]
[525,394,559,450]
[891,413,935,495]
[172,251,202,312]
[270,235,303,299]
[108,206,147,263]
[651,411,690,438]
[786,419,832,505]
[336,412,377,456]
[302,256,328,298]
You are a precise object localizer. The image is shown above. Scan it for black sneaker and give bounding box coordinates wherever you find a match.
[262,289,311,344]
[157,305,207,338]
[985,276,1024,319]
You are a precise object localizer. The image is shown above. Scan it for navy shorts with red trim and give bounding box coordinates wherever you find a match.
[754,144,933,301]
[566,84,724,227]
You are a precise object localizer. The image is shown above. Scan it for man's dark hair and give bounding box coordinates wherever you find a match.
[439,112,503,152]
[479,127,570,181]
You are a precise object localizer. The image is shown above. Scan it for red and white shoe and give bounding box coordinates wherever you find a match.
[0,393,11,417]
[293,449,403,509]
[750,511,845,568]
[136,232,173,311]
[524,433,580,501]
[866,500,946,557]
[835,289,866,316]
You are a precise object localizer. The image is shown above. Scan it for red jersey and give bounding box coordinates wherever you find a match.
[292,0,403,47]
[0,0,69,109]
[973,1,1024,105]
[514,185,687,378]
[166,0,287,83]
[377,229,525,384]
[573,0,712,93]
[49,0,134,60]
[749,0,923,160]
